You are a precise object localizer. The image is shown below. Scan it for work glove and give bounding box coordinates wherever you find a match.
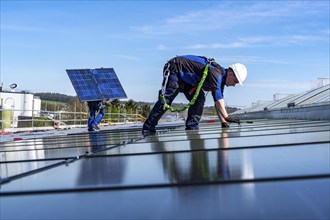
[225,115,241,125]
[221,122,230,128]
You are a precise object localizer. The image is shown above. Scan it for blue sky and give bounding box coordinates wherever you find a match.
[1,0,329,107]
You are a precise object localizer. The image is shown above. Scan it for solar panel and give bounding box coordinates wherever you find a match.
[66,68,127,101]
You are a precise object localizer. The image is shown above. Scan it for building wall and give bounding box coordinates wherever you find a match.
[0,91,41,127]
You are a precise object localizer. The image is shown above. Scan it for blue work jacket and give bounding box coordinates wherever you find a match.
[169,55,227,102]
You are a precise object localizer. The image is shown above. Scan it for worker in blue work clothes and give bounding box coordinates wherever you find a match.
[142,55,247,135]
[87,100,105,131]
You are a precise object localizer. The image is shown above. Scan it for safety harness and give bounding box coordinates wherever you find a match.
[160,59,213,112]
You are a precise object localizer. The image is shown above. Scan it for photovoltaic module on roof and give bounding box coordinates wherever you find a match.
[66,68,127,102]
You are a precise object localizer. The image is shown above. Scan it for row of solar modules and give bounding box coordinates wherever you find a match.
[0,119,329,219]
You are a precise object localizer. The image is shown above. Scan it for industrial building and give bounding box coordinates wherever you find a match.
[0,90,41,128]
[234,83,329,121]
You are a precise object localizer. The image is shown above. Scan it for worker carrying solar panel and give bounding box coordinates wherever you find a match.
[142,55,247,135]
[87,100,105,131]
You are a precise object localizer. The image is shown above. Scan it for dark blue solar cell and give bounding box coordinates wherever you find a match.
[66,68,127,101]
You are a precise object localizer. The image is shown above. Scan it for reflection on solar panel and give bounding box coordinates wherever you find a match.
[66,68,127,101]
[1,120,329,219]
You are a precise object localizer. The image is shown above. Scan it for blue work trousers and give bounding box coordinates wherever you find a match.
[87,101,105,129]
[143,72,205,131]
[88,108,105,129]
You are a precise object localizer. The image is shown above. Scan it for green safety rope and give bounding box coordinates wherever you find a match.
[160,64,209,112]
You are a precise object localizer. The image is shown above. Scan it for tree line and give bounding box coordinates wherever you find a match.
[35,92,74,103]
[36,92,238,119]
[37,93,152,118]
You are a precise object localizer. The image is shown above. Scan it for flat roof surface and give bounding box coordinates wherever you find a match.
[1,119,329,219]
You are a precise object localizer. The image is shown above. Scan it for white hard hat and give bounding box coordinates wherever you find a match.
[229,63,247,85]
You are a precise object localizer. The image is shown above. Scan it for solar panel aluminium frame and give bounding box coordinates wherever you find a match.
[66,68,127,102]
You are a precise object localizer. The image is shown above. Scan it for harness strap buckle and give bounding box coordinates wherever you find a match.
[207,57,215,66]
[161,62,171,94]
[161,62,172,110]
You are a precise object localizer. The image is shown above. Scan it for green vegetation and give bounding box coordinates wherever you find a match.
[35,92,74,103]
[41,100,67,112]
[36,93,239,124]
[11,93,239,128]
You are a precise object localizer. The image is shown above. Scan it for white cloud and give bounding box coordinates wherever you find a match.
[134,1,328,36]
[184,34,327,50]
[219,56,295,65]
[185,42,247,49]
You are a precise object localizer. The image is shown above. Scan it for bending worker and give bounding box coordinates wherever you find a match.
[142,55,247,135]
[87,100,105,131]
